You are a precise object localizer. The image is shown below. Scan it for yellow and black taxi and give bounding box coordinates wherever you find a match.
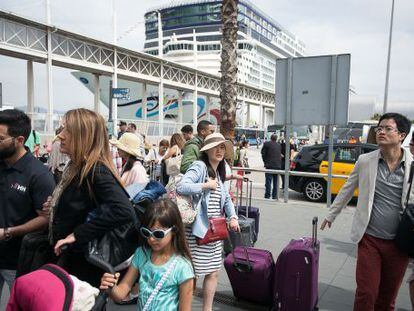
[289,143,378,202]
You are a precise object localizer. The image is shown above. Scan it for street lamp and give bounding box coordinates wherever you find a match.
[383,0,395,114]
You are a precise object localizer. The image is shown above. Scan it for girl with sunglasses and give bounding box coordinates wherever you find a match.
[100,199,195,311]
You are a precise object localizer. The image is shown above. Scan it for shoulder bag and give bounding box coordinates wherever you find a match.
[165,148,183,176]
[86,173,144,267]
[395,162,414,257]
[166,175,199,225]
[196,177,229,245]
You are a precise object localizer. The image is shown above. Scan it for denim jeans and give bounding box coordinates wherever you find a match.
[265,173,279,199]
[0,269,16,304]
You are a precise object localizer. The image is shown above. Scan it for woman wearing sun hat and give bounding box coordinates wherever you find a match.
[177,132,239,310]
[110,132,148,187]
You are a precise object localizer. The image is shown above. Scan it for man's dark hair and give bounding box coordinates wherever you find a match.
[378,113,411,140]
[411,131,414,142]
[181,124,193,134]
[0,109,31,141]
[128,123,137,130]
[271,134,278,141]
[197,120,212,134]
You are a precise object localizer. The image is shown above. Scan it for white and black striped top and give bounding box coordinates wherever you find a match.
[186,181,224,276]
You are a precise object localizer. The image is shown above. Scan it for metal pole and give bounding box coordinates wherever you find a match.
[246,103,250,127]
[193,29,198,128]
[27,61,34,120]
[0,82,2,110]
[108,80,113,122]
[46,30,53,134]
[158,11,164,137]
[93,74,100,113]
[383,0,395,114]
[327,55,338,209]
[283,57,293,203]
[178,91,183,124]
[142,83,147,121]
[206,95,211,122]
[193,74,198,129]
[141,83,148,136]
[112,0,118,136]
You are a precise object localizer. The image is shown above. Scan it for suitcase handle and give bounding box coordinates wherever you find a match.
[227,233,253,272]
[312,217,318,249]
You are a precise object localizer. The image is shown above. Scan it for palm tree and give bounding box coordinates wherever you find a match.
[220,0,238,140]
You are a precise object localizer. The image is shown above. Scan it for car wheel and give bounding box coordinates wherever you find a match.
[303,179,326,202]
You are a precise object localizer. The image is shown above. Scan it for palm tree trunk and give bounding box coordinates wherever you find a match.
[220,0,238,140]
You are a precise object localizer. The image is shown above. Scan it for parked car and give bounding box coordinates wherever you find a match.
[289,143,378,202]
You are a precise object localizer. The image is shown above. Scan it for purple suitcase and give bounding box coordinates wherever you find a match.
[273,217,319,311]
[225,246,275,306]
[237,178,260,241]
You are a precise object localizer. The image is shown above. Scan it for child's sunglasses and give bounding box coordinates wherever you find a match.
[140,227,174,240]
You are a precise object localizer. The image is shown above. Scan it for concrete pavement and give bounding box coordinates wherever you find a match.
[1,198,412,310]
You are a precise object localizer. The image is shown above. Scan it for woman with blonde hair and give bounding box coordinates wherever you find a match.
[49,108,133,287]
[162,133,186,183]
[164,133,186,161]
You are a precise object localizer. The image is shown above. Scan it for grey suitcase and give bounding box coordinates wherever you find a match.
[224,179,256,254]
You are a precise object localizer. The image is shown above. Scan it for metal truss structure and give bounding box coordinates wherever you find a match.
[0,11,275,108]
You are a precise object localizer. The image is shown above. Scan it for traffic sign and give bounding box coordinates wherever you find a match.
[112,88,130,100]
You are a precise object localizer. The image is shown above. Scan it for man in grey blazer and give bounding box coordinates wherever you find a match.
[321,113,413,310]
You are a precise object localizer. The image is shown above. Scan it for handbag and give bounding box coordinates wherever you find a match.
[196,217,229,245]
[165,148,183,176]
[87,202,143,267]
[395,162,414,257]
[165,175,198,225]
[85,175,144,267]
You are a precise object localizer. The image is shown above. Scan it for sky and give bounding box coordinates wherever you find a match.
[0,0,413,119]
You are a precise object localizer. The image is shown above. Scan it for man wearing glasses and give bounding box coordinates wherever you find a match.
[321,113,413,310]
[0,109,55,302]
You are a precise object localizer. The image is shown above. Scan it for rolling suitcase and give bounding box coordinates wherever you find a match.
[273,217,320,311]
[224,243,275,306]
[223,179,256,254]
[237,177,260,241]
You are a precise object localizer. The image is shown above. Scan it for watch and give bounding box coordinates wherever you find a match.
[4,228,12,241]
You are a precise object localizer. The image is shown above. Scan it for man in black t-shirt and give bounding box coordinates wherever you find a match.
[0,109,55,301]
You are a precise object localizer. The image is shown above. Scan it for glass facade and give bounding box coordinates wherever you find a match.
[144,1,305,55]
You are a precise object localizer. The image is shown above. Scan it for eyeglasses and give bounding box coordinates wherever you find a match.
[374,126,399,134]
[0,137,14,144]
[140,227,174,240]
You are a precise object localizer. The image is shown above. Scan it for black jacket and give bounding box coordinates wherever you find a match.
[51,163,133,245]
[261,141,282,169]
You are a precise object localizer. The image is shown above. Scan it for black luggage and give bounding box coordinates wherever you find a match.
[16,231,53,277]
[224,179,256,254]
[237,178,260,241]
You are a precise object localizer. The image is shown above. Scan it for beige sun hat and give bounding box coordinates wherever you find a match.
[110,133,143,159]
[200,133,234,159]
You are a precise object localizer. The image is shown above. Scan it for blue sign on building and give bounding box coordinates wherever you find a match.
[112,88,130,100]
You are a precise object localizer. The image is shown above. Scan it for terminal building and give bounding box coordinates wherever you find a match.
[143,0,305,94]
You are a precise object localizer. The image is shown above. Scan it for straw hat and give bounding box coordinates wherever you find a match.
[200,133,234,159]
[110,133,143,159]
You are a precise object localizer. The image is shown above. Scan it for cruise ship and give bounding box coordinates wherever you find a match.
[143,0,305,92]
